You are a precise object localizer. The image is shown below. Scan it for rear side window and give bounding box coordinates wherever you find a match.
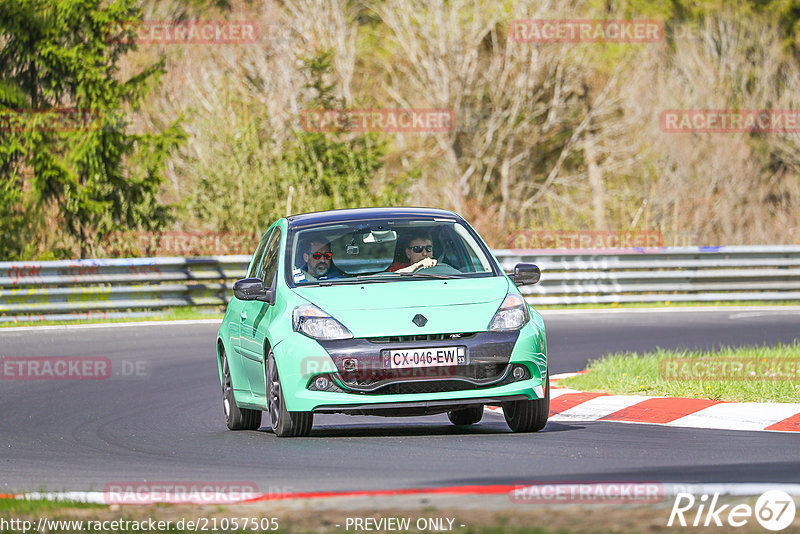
[247,228,273,278]
[258,228,282,288]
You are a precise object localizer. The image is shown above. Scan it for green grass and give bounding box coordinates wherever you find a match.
[559,342,800,402]
[0,497,104,513]
[0,307,224,328]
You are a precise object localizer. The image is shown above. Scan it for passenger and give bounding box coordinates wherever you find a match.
[299,239,343,282]
[387,231,438,273]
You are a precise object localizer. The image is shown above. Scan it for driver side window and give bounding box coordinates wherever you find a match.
[258,228,282,288]
[247,229,273,278]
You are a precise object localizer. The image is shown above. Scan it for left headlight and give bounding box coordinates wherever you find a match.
[487,293,530,331]
[293,304,353,340]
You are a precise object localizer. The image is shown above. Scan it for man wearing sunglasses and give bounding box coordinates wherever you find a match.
[300,239,343,282]
[388,231,438,273]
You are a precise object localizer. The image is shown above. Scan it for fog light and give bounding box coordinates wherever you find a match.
[315,376,330,390]
[512,366,526,380]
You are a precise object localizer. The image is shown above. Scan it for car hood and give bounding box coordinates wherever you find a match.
[292,276,510,337]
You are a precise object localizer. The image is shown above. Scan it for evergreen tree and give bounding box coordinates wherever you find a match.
[0,0,183,258]
[287,49,408,213]
[188,48,410,234]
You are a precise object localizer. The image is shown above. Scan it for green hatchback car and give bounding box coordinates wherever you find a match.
[216,207,548,437]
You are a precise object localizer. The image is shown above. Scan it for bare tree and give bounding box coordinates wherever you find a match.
[371,0,652,243]
[637,15,800,244]
[132,0,800,247]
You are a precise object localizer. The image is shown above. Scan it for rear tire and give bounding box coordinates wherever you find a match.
[267,351,313,437]
[221,347,262,431]
[447,405,483,425]
[503,370,549,433]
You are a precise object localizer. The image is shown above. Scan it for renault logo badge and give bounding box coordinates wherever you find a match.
[412,314,428,327]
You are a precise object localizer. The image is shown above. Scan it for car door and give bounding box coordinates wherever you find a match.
[238,226,282,400]
[231,228,272,360]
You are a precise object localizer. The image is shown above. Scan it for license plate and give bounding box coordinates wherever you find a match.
[382,346,467,369]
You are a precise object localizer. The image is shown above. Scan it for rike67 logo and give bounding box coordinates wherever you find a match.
[668,490,796,531]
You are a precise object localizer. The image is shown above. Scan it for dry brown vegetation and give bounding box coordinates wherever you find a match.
[134,0,800,248]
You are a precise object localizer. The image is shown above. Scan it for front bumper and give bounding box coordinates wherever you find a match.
[317,331,520,393]
[271,322,547,412]
[313,395,530,417]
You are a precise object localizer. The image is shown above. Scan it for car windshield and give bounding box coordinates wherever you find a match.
[287,218,496,286]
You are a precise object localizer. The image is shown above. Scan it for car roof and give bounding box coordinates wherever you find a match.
[286,207,461,228]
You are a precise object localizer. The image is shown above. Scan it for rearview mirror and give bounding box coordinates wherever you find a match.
[362,230,397,243]
[508,263,541,286]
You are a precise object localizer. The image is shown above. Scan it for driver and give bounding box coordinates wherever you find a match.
[298,238,343,282]
[387,231,438,273]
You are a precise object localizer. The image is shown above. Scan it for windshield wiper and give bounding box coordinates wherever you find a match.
[316,278,392,286]
[357,272,462,280]
[399,272,463,279]
[312,272,466,286]
[355,272,405,279]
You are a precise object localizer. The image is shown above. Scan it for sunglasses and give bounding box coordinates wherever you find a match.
[409,245,433,253]
[310,252,332,260]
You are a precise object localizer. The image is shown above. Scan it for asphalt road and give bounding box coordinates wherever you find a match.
[1,307,799,493]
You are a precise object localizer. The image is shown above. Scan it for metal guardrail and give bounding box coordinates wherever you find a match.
[0,256,250,322]
[496,245,800,305]
[1,246,799,322]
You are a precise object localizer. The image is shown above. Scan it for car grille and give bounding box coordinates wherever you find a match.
[339,363,505,387]
[335,363,519,394]
[366,332,477,344]
[371,380,473,395]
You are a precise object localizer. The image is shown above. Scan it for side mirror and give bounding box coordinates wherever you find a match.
[233,277,275,305]
[508,263,540,286]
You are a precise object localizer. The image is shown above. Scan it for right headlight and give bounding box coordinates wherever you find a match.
[487,293,530,331]
[293,304,353,340]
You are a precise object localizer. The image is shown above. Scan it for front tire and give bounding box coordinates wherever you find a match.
[503,370,549,433]
[447,405,483,425]
[267,351,313,437]
[221,347,262,431]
